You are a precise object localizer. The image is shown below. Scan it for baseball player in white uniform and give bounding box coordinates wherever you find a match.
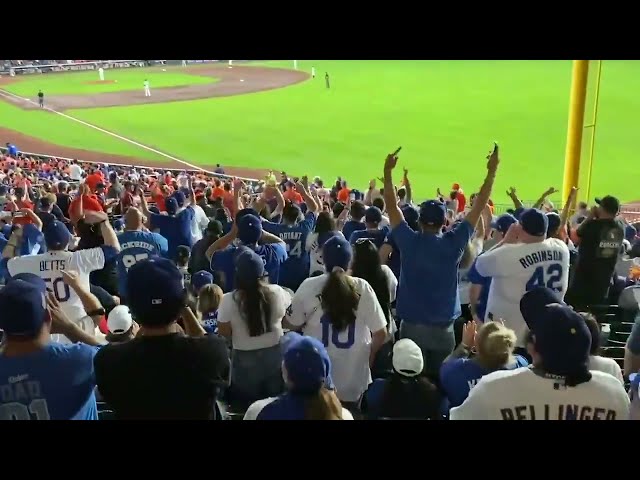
[311,66,316,78]
[143,79,151,97]
[182,60,187,67]
[285,236,387,404]
[475,208,570,344]
[450,288,630,420]
[98,67,105,81]
[6,216,121,343]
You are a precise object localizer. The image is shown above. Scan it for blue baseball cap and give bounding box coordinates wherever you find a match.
[520,208,548,237]
[172,191,186,208]
[0,275,48,337]
[238,214,263,245]
[112,218,124,231]
[0,185,7,196]
[191,270,214,291]
[491,213,518,235]
[235,208,259,223]
[323,235,352,272]
[419,200,446,226]
[520,287,591,376]
[165,197,179,216]
[281,332,334,394]
[234,247,266,284]
[365,206,383,224]
[513,207,525,220]
[401,204,419,229]
[625,224,638,243]
[126,257,185,326]
[546,212,561,237]
[43,220,71,250]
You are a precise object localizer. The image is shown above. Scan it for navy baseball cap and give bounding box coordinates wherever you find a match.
[165,197,179,215]
[595,196,620,215]
[43,220,71,250]
[491,213,518,235]
[323,235,352,272]
[126,257,185,326]
[419,200,446,226]
[513,207,525,220]
[235,208,259,223]
[365,206,383,224]
[0,185,8,196]
[520,287,591,377]
[520,209,548,237]
[546,212,561,237]
[281,332,334,394]
[191,270,214,291]
[172,191,186,208]
[401,204,419,229]
[206,220,223,236]
[235,247,267,284]
[238,214,262,245]
[0,275,48,337]
[176,245,191,261]
[625,224,637,243]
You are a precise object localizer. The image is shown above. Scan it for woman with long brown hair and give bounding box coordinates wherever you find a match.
[243,332,353,420]
[286,235,387,412]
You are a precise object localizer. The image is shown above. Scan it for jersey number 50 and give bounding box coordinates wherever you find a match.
[526,263,564,293]
[320,315,355,349]
[45,277,71,303]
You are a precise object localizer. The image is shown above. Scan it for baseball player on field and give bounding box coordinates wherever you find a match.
[474,208,570,346]
[143,79,151,97]
[98,67,105,82]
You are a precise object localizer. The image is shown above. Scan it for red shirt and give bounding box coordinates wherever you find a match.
[455,191,466,213]
[85,172,104,193]
[69,194,104,223]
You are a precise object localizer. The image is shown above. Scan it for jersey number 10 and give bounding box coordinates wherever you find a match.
[525,263,563,293]
[320,315,355,349]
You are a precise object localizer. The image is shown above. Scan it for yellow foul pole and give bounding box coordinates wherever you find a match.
[562,60,590,202]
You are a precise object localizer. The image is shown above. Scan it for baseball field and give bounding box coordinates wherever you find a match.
[0,60,638,204]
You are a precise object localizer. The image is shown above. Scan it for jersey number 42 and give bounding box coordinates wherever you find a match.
[525,263,564,293]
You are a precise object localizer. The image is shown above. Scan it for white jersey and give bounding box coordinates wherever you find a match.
[7,248,105,342]
[243,397,353,420]
[287,274,387,402]
[177,174,190,189]
[143,80,149,88]
[475,238,570,343]
[305,231,345,276]
[69,164,83,181]
[450,368,630,420]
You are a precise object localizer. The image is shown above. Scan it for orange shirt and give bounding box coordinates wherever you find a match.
[85,172,104,192]
[337,187,351,203]
[211,187,225,200]
[69,194,104,223]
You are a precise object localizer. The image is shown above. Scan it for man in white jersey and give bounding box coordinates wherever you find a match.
[285,235,387,406]
[6,214,121,343]
[143,79,151,97]
[475,208,569,344]
[450,287,630,420]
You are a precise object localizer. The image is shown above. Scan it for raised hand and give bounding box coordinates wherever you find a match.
[462,320,478,348]
[61,270,80,289]
[83,210,109,224]
[546,187,559,195]
[384,150,399,172]
[507,186,517,197]
[486,142,499,172]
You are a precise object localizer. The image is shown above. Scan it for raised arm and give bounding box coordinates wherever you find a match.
[206,222,238,261]
[532,187,559,210]
[382,150,403,228]
[21,208,43,231]
[61,270,104,328]
[506,186,523,209]
[270,185,286,218]
[464,143,500,228]
[137,185,152,222]
[403,168,412,205]
[297,176,318,214]
[560,186,579,229]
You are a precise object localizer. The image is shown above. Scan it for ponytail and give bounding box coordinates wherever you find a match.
[304,387,343,420]
[233,277,273,337]
[321,270,359,332]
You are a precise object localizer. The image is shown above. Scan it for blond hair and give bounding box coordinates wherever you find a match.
[197,284,223,315]
[475,321,517,370]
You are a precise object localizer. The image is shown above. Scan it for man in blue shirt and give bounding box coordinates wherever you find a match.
[5,143,18,157]
[380,204,420,279]
[342,201,366,241]
[262,183,318,291]
[382,144,499,378]
[207,214,287,292]
[349,206,390,248]
[0,274,103,420]
[140,186,194,261]
[116,207,169,299]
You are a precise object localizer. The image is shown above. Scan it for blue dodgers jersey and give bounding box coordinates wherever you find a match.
[262,213,316,290]
[440,355,529,409]
[393,220,474,326]
[202,310,218,335]
[466,257,492,320]
[256,393,308,420]
[349,226,390,249]
[0,343,100,420]
[150,206,194,260]
[116,230,169,295]
[342,220,365,243]
[211,243,288,292]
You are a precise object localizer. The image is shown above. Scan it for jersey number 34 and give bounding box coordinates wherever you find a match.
[526,263,563,293]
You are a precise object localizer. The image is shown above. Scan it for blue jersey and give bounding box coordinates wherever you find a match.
[466,257,491,320]
[149,206,194,260]
[117,230,169,296]
[211,243,288,292]
[342,220,365,242]
[383,231,401,279]
[0,343,99,420]
[349,226,390,249]
[202,310,219,335]
[440,355,529,409]
[263,213,316,291]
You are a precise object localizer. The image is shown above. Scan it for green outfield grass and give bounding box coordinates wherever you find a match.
[3,68,217,96]
[2,61,639,203]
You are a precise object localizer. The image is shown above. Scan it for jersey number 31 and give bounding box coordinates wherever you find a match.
[526,263,563,293]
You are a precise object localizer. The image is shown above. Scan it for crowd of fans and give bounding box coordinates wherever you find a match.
[0,142,639,421]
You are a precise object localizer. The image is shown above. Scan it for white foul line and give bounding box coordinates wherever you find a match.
[0,88,205,172]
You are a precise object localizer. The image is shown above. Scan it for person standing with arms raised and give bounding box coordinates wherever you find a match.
[382,144,499,379]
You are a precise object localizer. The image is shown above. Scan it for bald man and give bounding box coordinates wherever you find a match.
[115,208,169,299]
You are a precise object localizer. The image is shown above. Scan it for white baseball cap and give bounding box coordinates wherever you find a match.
[392,339,424,377]
[107,305,133,334]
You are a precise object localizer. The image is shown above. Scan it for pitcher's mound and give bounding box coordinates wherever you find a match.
[84,80,117,85]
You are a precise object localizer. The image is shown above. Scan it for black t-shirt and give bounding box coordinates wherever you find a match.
[56,193,71,217]
[570,218,624,302]
[94,333,230,420]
